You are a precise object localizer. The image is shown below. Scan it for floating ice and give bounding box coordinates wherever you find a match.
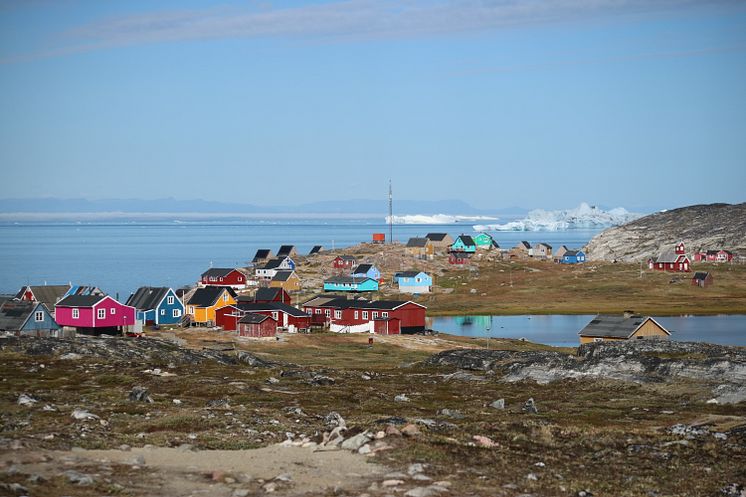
[473,203,640,232]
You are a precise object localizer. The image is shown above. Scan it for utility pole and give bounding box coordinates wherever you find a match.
[388,180,393,245]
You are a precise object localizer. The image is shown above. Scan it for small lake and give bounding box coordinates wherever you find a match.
[428,314,746,347]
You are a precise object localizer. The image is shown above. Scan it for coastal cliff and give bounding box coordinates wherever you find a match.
[584,202,746,262]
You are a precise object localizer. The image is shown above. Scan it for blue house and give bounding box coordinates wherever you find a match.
[351,264,381,281]
[126,287,184,326]
[450,235,477,253]
[323,276,379,293]
[0,300,60,336]
[394,271,432,294]
[561,250,586,264]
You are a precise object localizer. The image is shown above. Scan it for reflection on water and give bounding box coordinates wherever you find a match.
[429,314,746,347]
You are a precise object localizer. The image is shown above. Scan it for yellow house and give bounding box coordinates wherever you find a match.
[186,286,237,326]
[405,237,434,258]
[578,312,670,344]
[270,270,301,292]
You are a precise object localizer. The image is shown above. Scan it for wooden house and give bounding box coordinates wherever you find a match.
[308,245,324,256]
[238,313,278,338]
[554,245,569,260]
[560,250,586,264]
[126,287,183,326]
[451,235,477,253]
[448,252,471,265]
[185,286,237,327]
[691,271,713,288]
[15,284,71,314]
[256,257,296,280]
[533,243,552,259]
[55,295,137,334]
[200,268,247,289]
[351,264,381,281]
[0,300,60,337]
[252,249,273,265]
[405,237,433,258]
[270,270,301,292]
[473,233,498,250]
[694,250,734,263]
[509,241,532,259]
[301,296,426,334]
[253,288,291,304]
[394,271,432,294]
[277,245,298,259]
[648,243,691,272]
[323,276,379,292]
[578,313,670,344]
[216,302,310,332]
[332,255,357,271]
[425,233,454,252]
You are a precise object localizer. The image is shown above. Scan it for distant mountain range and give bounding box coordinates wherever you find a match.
[0,197,527,216]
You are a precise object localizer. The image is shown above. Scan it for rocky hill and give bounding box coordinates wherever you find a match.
[584,202,746,262]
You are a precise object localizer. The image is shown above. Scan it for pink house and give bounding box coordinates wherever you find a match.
[55,294,136,333]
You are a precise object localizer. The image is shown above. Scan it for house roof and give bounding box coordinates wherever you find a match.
[16,285,71,308]
[335,255,357,261]
[692,271,710,281]
[252,249,272,262]
[406,237,429,248]
[303,296,424,311]
[449,251,472,258]
[564,250,579,256]
[235,302,309,318]
[578,314,670,338]
[272,270,297,282]
[56,294,107,307]
[67,285,104,297]
[426,233,449,241]
[309,245,323,255]
[126,287,172,311]
[456,235,476,246]
[187,286,236,307]
[653,249,686,264]
[395,271,424,278]
[325,276,376,285]
[519,241,531,249]
[277,245,296,256]
[261,258,287,270]
[201,268,239,279]
[352,264,376,274]
[0,301,41,331]
[238,313,274,325]
[301,295,342,307]
[253,288,287,302]
[535,243,552,249]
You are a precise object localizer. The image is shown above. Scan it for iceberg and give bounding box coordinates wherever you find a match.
[473,203,641,232]
[386,214,498,225]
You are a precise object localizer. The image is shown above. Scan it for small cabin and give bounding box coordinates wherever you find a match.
[277,245,298,259]
[425,233,454,251]
[332,255,357,270]
[308,245,324,256]
[200,268,247,289]
[394,271,432,294]
[252,249,273,264]
[351,264,381,281]
[451,235,477,253]
[270,270,301,292]
[237,313,278,338]
[448,252,471,265]
[473,233,498,250]
[560,250,586,264]
[405,237,433,258]
[578,313,670,344]
[691,271,713,288]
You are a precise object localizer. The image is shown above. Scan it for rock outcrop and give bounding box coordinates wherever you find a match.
[584,202,746,262]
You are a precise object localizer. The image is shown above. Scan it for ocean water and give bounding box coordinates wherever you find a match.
[0,219,602,298]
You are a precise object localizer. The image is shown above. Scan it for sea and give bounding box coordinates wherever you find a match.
[0,218,600,299]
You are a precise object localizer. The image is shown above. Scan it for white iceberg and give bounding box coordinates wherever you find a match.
[473,203,640,232]
[385,214,498,225]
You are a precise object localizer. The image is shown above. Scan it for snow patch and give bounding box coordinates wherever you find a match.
[474,203,640,232]
[386,214,498,225]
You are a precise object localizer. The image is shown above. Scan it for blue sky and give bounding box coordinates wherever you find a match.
[1,0,745,211]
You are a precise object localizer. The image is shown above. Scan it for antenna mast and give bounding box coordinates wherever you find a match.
[388,180,393,244]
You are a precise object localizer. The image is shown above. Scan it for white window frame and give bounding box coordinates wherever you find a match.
[172,309,181,318]
[160,309,166,315]
[362,311,368,319]
[372,312,378,318]
[272,311,279,321]
[110,307,116,315]
[334,310,342,319]
[354,311,359,319]
[382,312,389,318]
[325,309,331,317]
[188,306,195,314]
[97,309,106,319]
[35,311,44,322]
[72,308,79,319]
[223,293,228,302]
[167,296,175,305]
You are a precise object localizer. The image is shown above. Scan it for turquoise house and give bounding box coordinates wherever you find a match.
[323,276,379,292]
[473,233,498,250]
[451,235,477,253]
[561,250,586,264]
[394,271,432,294]
[351,264,381,281]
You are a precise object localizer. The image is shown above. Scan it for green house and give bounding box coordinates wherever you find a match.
[473,233,499,250]
[451,234,477,253]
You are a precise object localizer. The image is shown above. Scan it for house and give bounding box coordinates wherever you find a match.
[351,264,381,281]
[302,296,427,334]
[200,268,247,289]
[394,271,432,294]
[332,255,357,271]
[256,257,296,280]
[694,250,734,263]
[425,233,454,252]
[578,313,670,344]
[451,235,477,253]
[533,243,552,259]
[0,300,60,337]
[323,276,379,292]
[185,286,237,326]
[216,301,310,332]
[252,249,273,264]
[509,241,532,259]
[15,284,72,313]
[65,285,105,298]
[238,313,278,338]
[448,252,471,265]
[277,245,298,258]
[648,243,691,272]
[692,271,713,288]
[308,245,324,256]
[473,233,498,250]
[405,237,433,258]
[554,245,570,260]
[270,270,301,292]
[253,287,291,304]
[560,250,586,264]
[126,287,183,326]
[55,295,137,334]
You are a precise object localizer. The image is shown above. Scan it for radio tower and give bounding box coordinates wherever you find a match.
[388,180,393,244]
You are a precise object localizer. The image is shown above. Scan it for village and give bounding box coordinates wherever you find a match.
[1,230,741,345]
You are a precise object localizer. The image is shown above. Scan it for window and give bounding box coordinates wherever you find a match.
[372,312,378,318]
[188,306,194,314]
[334,310,342,319]
[172,309,181,318]
[354,311,359,319]
[316,309,321,314]
[593,337,603,342]
[415,277,421,283]
[219,277,224,282]
[72,309,79,319]
[325,309,331,317]
[110,307,116,315]
[223,294,228,302]
[362,311,368,320]
[272,312,279,321]
[35,311,44,322]
[167,296,174,305]
[97,309,106,319]
[382,312,388,318]
[160,309,166,315]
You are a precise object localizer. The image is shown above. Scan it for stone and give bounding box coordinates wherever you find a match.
[211,470,226,481]
[473,435,498,448]
[0,482,28,494]
[324,411,347,429]
[173,399,182,405]
[407,463,426,475]
[274,473,293,482]
[233,490,250,497]
[526,472,538,481]
[308,374,335,386]
[383,479,405,487]
[385,425,402,437]
[341,432,373,451]
[394,394,410,402]
[490,399,505,409]
[128,386,153,403]
[412,474,433,481]
[376,416,407,425]
[206,398,230,408]
[71,409,99,421]
[437,408,464,419]
[63,470,94,485]
[17,394,38,406]
[358,444,371,455]
[128,455,146,465]
[414,418,436,428]
[263,482,277,493]
[577,490,594,497]
[404,485,448,497]
[267,377,280,384]
[720,483,746,497]
[522,398,538,414]
[401,424,421,437]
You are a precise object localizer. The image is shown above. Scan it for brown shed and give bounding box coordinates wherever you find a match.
[691,271,713,288]
[578,313,670,344]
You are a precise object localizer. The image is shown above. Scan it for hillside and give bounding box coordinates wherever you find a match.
[585,203,746,262]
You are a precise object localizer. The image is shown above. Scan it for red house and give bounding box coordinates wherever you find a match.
[215,302,310,332]
[302,296,426,334]
[238,313,278,337]
[648,242,690,272]
[448,252,471,265]
[694,250,734,263]
[332,256,357,271]
[200,268,247,289]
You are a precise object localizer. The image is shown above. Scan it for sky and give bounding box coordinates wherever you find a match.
[1,0,745,212]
